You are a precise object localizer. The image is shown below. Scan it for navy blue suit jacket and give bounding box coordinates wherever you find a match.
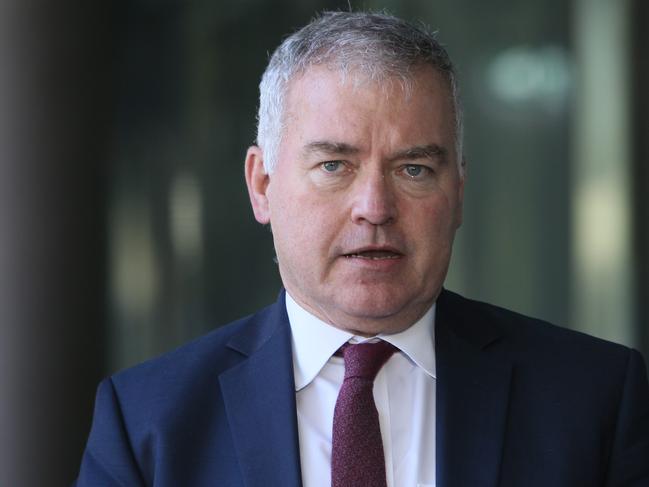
[75,290,649,486]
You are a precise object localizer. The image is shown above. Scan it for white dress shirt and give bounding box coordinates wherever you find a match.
[286,293,437,487]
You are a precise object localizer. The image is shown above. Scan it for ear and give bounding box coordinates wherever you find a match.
[455,158,467,228]
[245,145,271,224]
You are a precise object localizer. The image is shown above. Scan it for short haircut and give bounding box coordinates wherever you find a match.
[256,11,463,173]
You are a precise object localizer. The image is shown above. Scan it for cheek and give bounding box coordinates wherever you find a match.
[270,189,336,254]
[403,195,456,237]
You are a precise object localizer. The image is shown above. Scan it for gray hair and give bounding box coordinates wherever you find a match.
[256,11,463,174]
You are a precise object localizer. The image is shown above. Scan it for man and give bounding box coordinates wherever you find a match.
[75,11,649,487]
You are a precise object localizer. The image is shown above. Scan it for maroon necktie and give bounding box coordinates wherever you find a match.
[331,341,397,487]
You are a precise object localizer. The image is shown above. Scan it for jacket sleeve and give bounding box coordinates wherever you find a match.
[606,349,649,487]
[73,378,146,487]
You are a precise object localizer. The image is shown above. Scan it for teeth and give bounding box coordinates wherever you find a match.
[345,253,400,260]
[365,255,399,260]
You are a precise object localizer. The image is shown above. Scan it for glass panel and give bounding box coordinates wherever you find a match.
[108,0,638,370]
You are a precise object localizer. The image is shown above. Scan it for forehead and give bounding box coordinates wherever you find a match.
[281,65,456,153]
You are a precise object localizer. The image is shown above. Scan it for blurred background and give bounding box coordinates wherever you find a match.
[0,0,647,485]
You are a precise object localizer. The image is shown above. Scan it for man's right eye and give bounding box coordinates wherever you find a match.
[322,161,342,172]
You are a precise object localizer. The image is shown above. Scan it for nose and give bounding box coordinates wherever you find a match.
[350,169,397,226]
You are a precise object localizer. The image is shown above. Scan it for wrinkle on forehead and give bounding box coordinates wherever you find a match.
[280,65,460,170]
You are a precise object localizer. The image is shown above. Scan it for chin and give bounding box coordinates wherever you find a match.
[338,292,412,322]
[337,282,437,329]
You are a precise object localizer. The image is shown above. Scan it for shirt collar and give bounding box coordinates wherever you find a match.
[286,292,436,392]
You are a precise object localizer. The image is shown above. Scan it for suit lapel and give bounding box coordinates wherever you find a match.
[435,290,513,487]
[218,289,512,487]
[219,293,303,487]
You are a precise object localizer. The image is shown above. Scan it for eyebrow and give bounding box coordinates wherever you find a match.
[302,140,448,162]
[389,144,448,162]
[303,140,360,157]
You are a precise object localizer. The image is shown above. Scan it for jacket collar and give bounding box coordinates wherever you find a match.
[435,289,513,487]
[219,291,303,487]
[219,288,513,487]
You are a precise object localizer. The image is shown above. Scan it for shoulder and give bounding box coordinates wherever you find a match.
[437,289,649,431]
[107,297,285,413]
[438,288,638,373]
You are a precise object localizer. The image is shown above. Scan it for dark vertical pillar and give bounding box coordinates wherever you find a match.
[632,0,649,364]
[0,2,111,485]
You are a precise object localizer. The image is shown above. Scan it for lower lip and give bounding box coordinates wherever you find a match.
[340,254,404,271]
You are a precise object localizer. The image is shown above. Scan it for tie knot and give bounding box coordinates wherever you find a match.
[340,341,397,380]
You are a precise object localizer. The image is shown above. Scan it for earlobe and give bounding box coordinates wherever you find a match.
[244,146,271,224]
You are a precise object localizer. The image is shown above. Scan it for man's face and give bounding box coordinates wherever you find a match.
[246,65,464,336]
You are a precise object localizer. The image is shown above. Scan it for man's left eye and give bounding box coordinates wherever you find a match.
[322,161,342,172]
[404,165,427,177]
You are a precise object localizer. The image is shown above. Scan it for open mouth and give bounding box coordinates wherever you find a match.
[343,249,403,260]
